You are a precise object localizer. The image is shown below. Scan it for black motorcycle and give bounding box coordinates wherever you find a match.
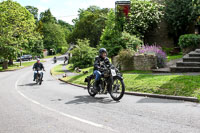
[85,65,125,101]
[35,68,43,85]
[53,57,57,64]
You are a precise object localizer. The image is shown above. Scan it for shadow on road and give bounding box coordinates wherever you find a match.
[18,83,38,87]
[65,95,119,105]
[136,97,184,103]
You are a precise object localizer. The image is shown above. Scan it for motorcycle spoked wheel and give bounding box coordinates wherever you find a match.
[109,77,125,101]
[87,78,97,97]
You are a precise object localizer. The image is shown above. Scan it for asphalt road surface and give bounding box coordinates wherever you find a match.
[0,59,200,133]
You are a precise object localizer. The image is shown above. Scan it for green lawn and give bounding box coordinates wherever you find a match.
[51,64,65,76]
[0,60,45,72]
[121,70,152,74]
[54,64,200,100]
[167,54,183,62]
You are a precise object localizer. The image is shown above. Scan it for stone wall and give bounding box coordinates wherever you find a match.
[111,56,134,71]
[112,54,157,71]
[133,54,157,71]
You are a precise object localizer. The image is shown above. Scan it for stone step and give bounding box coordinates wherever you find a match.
[170,66,200,72]
[183,55,200,62]
[195,49,200,53]
[188,52,200,57]
[176,61,200,67]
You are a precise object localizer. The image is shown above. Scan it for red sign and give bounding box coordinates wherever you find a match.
[116,1,131,17]
[120,5,130,17]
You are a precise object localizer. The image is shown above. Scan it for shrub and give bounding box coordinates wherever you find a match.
[125,0,163,38]
[116,49,135,66]
[121,31,143,50]
[137,45,167,68]
[70,39,97,69]
[60,46,69,54]
[178,34,200,49]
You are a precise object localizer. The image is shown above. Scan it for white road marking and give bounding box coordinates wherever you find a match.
[15,78,117,132]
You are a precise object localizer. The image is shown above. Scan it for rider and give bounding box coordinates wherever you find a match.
[93,48,111,93]
[53,56,57,63]
[33,58,45,81]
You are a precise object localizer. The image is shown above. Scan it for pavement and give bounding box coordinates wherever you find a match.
[0,58,200,133]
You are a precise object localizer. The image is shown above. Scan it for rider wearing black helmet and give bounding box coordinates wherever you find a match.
[93,48,111,93]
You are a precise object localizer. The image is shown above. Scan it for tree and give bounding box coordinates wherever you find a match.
[0,0,42,69]
[68,6,108,47]
[125,0,163,39]
[58,20,73,32]
[25,6,38,22]
[164,0,200,45]
[99,9,124,57]
[42,23,68,54]
[70,39,97,68]
[40,9,57,24]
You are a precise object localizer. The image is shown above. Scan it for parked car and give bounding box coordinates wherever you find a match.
[0,59,3,64]
[17,55,32,61]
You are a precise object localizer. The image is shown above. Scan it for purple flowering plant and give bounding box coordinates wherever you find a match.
[137,45,167,68]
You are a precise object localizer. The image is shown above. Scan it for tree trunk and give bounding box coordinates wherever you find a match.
[2,61,8,69]
[8,58,13,65]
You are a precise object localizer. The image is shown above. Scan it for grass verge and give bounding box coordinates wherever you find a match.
[51,64,65,76]
[0,60,45,72]
[51,64,200,100]
[167,54,183,62]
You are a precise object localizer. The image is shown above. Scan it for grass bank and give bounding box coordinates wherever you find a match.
[50,64,65,76]
[0,60,45,72]
[167,54,183,62]
[51,64,200,100]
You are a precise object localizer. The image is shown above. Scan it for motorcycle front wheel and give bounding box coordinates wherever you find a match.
[110,76,125,101]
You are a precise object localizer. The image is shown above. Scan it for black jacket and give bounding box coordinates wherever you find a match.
[33,63,44,71]
[94,56,111,71]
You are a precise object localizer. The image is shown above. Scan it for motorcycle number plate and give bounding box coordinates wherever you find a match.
[111,69,116,76]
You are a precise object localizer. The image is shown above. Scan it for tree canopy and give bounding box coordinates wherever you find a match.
[125,0,163,38]
[0,0,42,63]
[25,6,39,21]
[68,6,109,47]
[164,0,200,44]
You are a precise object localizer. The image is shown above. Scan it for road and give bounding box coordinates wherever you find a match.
[0,59,200,133]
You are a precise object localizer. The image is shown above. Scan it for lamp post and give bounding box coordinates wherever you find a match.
[20,49,22,66]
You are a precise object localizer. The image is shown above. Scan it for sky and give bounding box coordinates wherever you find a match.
[13,0,129,25]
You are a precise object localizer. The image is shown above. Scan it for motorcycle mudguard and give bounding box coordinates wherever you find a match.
[113,75,123,80]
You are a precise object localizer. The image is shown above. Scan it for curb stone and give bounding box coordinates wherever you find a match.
[50,67,199,103]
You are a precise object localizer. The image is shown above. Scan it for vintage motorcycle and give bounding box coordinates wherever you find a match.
[85,65,125,101]
[35,68,43,85]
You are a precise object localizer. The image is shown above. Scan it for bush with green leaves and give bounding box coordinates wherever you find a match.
[164,0,200,44]
[116,49,135,67]
[70,39,97,68]
[125,0,163,38]
[121,31,143,50]
[178,34,200,49]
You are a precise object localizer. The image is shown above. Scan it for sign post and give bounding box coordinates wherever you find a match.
[20,49,22,66]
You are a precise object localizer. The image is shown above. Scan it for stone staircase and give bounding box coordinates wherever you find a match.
[170,49,200,72]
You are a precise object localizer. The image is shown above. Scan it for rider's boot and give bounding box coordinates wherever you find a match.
[93,80,100,93]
